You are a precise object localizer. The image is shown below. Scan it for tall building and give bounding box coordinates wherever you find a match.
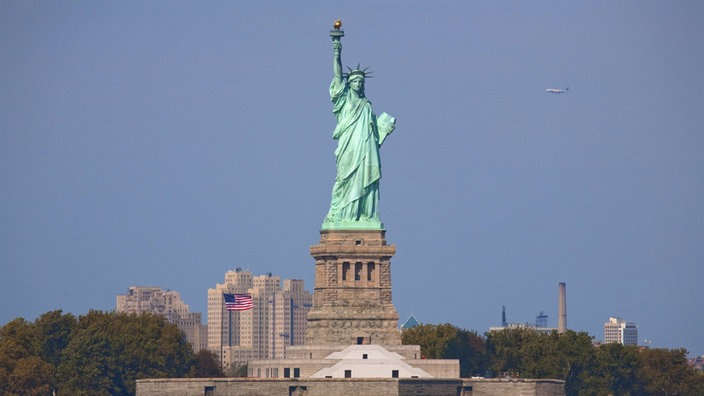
[116,286,207,352]
[207,269,312,369]
[604,317,638,346]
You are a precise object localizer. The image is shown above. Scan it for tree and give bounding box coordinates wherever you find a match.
[485,327,536,376]
[56,310,195,395]
[0,318,51,396]
[551,330,597,395]
[402,323,489,377]
[190,349,223,377]
[33,310,76,367]
[4,310,702,395]
[639,348,704,395]
[402,323,458,358]
[7,356,53,396]
[225,363,249,378]
[0,318,35,361]
[579,343,642,395]
[446,327,489,377]
[485,329,596,395]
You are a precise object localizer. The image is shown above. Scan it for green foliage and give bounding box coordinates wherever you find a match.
[3,312,704,395]
[638,348,704,395]
[406,324,704,395]
[485,327,536,374]
[225,363,249,378]
[8,356,54,396]
[0,310,220,396]
[580,343,642,395]
[56,310,194,395]
[0,318,35,360]
[0,317,52,396]
[190,349,223,377]
[33,310,76,367]
[544,330,595,393]
[486,329,642,395]
[401,323,489,377]
[402,323,457,358]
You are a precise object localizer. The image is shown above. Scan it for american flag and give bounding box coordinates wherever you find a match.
[223,293,253,311]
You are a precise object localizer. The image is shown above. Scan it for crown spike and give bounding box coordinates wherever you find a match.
[344,64,374,80]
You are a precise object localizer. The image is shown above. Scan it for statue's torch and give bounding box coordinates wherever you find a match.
[330,19,344,41]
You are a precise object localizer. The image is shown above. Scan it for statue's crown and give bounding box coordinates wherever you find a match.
[345,64,373,80]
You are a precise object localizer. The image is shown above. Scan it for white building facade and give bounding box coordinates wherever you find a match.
[207,269,312,369]
[604,316,638,346]
[116,286,207,352]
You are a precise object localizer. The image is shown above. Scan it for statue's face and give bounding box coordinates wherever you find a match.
[350,78,364,94]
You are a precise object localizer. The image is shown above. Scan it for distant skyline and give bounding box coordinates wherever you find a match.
[2,2,703,356]
[113,278,629,341]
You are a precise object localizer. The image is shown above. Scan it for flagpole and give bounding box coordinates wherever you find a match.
[220,294,224,369]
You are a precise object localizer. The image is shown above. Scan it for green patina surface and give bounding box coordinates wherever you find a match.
[322,24,396,231]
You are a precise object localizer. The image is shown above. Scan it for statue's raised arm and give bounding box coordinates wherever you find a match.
[330,19,344,84]
[332,37,342,83]
[322,20,396,231]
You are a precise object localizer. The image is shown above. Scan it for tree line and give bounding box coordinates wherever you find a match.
[401,323,704,396]
[3,312,702,395]
[0,310,221,395]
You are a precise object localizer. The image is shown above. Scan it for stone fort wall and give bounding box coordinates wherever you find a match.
[136,377,565,396]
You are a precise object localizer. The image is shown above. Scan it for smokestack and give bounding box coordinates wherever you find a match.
[502,305,507,327]
[558,282,567,333]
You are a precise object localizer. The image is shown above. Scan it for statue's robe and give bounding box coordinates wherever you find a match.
[323,77,394,228]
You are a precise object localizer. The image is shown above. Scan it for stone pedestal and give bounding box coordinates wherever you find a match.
[306,229,401,346]
[238,229,460,380]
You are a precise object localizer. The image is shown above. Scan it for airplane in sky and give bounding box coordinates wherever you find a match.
[546,87,569,94]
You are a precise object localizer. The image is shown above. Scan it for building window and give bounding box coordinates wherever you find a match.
[354,262,362,281]
[357,337,364,345]
[205,386,215,396]
[294,368,300,378]
[342,262,350,281]
[345,370,352,378]
[367,263,375,281]
[362,354,368,359]
[284,368,290,378]
[289,386,308,396]
[392,370,399,378]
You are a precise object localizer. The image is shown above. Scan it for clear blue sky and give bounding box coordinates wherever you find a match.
[2,2,703,355]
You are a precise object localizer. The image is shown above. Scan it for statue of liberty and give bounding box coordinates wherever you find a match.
[322,21,396,230]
